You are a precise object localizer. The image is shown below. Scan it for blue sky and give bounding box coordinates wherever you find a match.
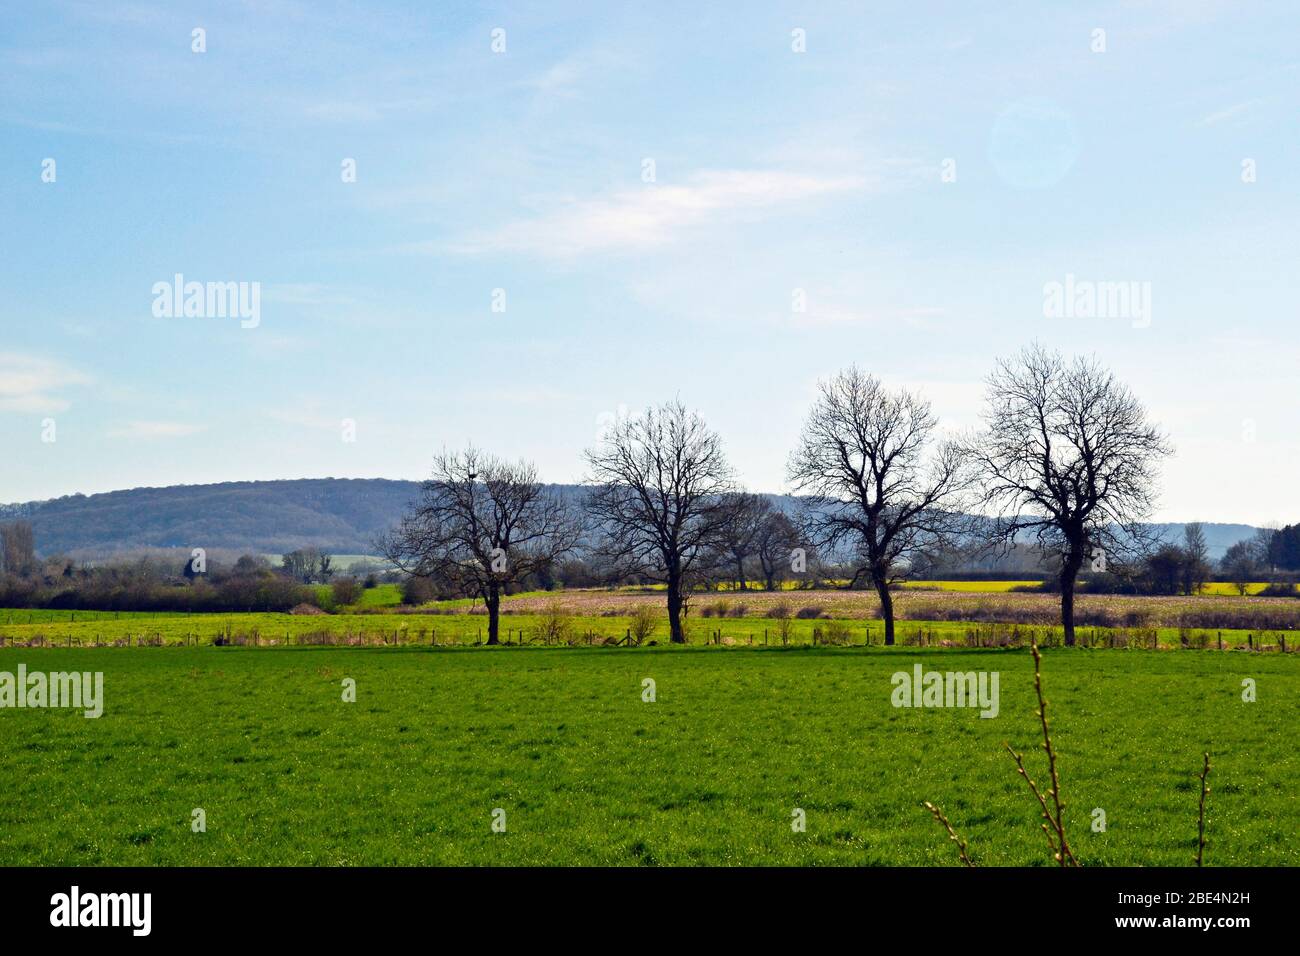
[2,0,1297,524]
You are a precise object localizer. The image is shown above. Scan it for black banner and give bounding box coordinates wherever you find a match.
[0,866,1286,942]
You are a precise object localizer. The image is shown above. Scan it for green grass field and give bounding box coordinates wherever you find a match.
[1,643,1294,866]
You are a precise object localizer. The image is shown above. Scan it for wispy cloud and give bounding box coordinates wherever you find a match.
[0,353,90,413]
[443,169,867,259]
[523,47,638,101]
[527,57,589,98]
[1198,99,1260,126]
[106,421,206,440]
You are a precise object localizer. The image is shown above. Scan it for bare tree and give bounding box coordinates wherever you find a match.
[715,493,769,591]
[787,367,969,646]
[967,345,1173,645]
[754,508,801,591]
[0,521,36,576]
[1144,543,1187,595]
[1220,539,1261,595]
[1252,526,1280,576]
[1182,523,1210,595]
[584,400,744,643]
[380,448,580,645]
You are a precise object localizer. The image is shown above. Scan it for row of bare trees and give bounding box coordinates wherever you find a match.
[382,344,1174,647]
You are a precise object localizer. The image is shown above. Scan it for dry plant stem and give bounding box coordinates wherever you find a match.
[1027,641,1078,866]
[1004,743,1060,859]
[935,644,1214,868]
[923,802,976,867]
[1196,752,1211,867]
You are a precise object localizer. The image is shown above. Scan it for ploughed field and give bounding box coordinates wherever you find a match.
[0,643,1295,866]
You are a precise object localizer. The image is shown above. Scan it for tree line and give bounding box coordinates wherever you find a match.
[380,344,1190,647]
[0,543,393,613]
[5,345,1299,640]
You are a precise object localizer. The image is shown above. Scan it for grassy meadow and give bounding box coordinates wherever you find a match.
[1,643,1295,866]
[3,584,1296,867]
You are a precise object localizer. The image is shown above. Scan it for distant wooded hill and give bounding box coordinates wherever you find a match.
[2,479,429,558]
[0,478,1260,562]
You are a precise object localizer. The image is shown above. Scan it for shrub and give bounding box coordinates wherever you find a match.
[702,599,731,619]
[819,619,853,645]
[307,587,336,613]
[331,577,362,606]
[215,573,312,612]
[538,601,572,645]
[795,605,826,619]
[628,605,658,645]
[775,616,796,645]
[1121,608,1155,628]
[401,575,436,606]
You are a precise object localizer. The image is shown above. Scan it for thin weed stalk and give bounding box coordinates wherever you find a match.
[922,802,976,867]
[1019,640,1078,867]
[1196,752,1211,867]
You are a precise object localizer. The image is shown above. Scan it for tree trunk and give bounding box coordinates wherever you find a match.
[485,589,501,645]
[666,569,686,643]
[735,558,747,592]
[875,577,895,646]
[1059,551,1084,647]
